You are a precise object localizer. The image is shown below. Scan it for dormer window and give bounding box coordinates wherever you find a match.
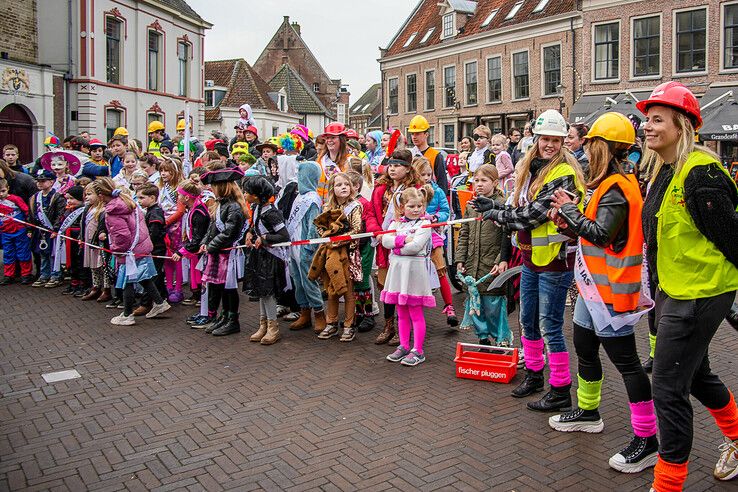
[403,32,418,48]
[442,13,455,38]
[420,27,435,44]
[506,1,524,20]
[481,9,498,27]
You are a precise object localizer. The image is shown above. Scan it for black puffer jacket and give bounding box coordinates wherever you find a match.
[202,199,245,253]
[301,140,318,161]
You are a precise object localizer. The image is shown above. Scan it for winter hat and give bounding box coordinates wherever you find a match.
[65,185,84,202]
[366,130,383,147]
[297,161,322,195]
[213,142,230,158]
[242,175,275,203]
[160,140,174,152]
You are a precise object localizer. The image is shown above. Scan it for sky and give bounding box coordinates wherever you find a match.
[187,0,417,104]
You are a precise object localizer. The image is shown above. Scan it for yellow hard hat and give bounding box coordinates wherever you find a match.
[231,141,250,155]
[408,115,430,133]
[148,121,165,133]
[585,112,636,146]
[308,129,314,139]
[176,119,189,131]
[113,127,129,137]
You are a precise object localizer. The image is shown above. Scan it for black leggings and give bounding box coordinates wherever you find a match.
[384,303,395,320]
[208,284,240,315]
[573,323,652,404]
[123,280,162,316]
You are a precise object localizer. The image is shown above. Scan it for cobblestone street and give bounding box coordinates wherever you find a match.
[1,284,736,491]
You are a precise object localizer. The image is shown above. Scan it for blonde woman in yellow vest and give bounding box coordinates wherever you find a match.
[316,123,351,199]
[636,82,738,491]
[472,109,586,413]
[548,112,658,474]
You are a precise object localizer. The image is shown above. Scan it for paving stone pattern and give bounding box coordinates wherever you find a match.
[1,285,736,491]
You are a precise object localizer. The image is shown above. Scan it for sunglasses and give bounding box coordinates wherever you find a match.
[472,134,488,141]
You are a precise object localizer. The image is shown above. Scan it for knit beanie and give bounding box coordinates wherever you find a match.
[66,185,84,202]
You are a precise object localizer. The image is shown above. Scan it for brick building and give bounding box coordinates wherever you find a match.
[349,83,382,136]
[253,16,349,129]
[0,0,65,162]
[379,0,580,148]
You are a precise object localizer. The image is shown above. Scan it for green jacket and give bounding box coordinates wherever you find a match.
[456,190,507,296]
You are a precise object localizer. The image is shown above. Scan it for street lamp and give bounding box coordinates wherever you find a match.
[556,84,566,115]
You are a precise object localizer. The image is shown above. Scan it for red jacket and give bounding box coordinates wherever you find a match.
[0,194,29,233]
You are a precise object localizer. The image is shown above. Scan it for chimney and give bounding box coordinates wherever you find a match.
[281,56,288,66]
[283,15,289,23]
[291,22,301,36]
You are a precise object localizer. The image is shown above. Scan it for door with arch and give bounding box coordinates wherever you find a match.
[0,104,34,165]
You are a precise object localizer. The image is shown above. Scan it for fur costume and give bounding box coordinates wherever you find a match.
[308,209,351,297]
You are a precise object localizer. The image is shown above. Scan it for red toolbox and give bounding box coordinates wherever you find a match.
[454,343,518,383]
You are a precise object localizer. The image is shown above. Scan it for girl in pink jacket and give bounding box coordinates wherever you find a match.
[93,177,171,326]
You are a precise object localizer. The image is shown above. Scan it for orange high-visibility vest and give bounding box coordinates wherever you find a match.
[580,173,644,313]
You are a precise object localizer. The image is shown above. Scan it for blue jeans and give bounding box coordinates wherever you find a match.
[519,265,572,353]
[472,295,511,344]
[290,257,323,310]
[572,296,636,337]
[39,252,60,281]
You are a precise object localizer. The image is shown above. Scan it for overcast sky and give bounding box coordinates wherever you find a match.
[188,0,417,104]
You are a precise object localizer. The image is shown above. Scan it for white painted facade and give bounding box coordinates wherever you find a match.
[37,0,211,143]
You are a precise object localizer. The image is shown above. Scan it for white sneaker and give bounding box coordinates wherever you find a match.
[111,313,136,326]
[714,436,738,481]
[146,301,171,318]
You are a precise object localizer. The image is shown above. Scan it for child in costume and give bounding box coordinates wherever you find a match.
[135,184,168,315]
[382,185,436,366]
[56,185,87,296]
[0,178,33,284]
[456,164,512,345]
[309,173,363,342]
[49,155,76,195]
[79,182,111,301]
[29,169,67,288]
[88,139,109,166]
[346,170,376,333]
[199,166,248,336]
[285,161,326,333]
[243,176,291,344]
[412,156,457,327]
[158,159,186,303]
[171,180,210,307]
[93,177,170,326]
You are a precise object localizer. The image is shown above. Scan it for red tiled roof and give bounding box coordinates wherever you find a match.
[385,0,577,57]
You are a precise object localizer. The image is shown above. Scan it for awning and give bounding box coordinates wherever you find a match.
[699,85,738,107]
[699,99,738,141]
[571,92,648,126]
[569,93,619,123]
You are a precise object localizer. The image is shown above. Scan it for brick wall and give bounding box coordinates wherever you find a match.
[0,0,38,64]
[53,75,65,136]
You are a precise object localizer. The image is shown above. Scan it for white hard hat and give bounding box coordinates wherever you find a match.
[533,109,568,137]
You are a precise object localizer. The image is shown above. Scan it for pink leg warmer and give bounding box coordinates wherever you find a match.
[522,336,545,372]
[548,351,571,387]
[438,275,453,306]
[409,305,427,355]
[396,305,412,351]
[164,260,175,291]
[630,400,658,438]
[174,263,183,293]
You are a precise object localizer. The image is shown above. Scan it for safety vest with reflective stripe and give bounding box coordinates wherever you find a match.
[656,151,738,300]
[530,163,585,266]
[580,173,643,312]
[316,153,348,199]
[148,140,162,158]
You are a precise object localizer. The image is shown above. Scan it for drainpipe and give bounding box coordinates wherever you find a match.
[570,16,576,107]
[65,0,73,135]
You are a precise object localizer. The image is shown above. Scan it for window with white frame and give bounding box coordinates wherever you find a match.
[428,126,435,146]
[147,113,163,127]
[403,32,418,48]
[204,89,226,108]
[278,93,287,112]
[148,31,162,91]
[178,41,189,97]
[594,22,620,80]
[676,9,706,73]
[272,126,279,137]
[443,13,454,38]
[726,4,738,69]
[337,103,346,124]
[506,1,524,20]
[443,124,455,148]
[444,66,456,107]
[105,17,122,84]
[425,70,435,110]
[512,51,529,99]
[481,9,498,27]
[633,16,660,77]
[406,74,417,113]
[543,45,561,95]
[313,82,320,93]
[388,78,398,114]
[487,56,501,102]
[106,109,122,141]
[465,61,478,105]
[420,28,435,44]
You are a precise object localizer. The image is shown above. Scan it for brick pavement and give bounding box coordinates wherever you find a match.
[1,284,736,491]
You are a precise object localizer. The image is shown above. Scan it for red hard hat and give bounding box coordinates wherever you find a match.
[636,82,702,130]
[245,125,258,137]
[345,128,359,140]
[321,122,347,137]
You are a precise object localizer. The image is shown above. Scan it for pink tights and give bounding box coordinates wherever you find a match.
[189,261,202,290]
[164,259,183,293]
[397,304,427,354]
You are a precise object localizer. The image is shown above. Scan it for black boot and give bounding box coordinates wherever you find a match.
[642,356,653,373]
[511,370,544,398]
[527,385,572,412]
[205,313,227,334]
[212,312,241,336]
[357,315,376,333]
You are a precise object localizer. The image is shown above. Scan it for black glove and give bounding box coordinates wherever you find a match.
[469,195,500,213]
[482,209,504,223]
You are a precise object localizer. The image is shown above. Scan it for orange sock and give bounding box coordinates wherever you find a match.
[708,391,738,440]
[652,457,688,492]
